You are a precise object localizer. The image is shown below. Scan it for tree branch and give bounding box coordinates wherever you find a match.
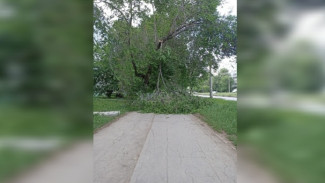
[130,53,145,78]
[130,53,152,85]
[156,20,201,50]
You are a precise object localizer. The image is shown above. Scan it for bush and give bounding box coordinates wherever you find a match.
[132,92,213,114]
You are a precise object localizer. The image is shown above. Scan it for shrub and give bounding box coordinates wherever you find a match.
[132,92,213,114]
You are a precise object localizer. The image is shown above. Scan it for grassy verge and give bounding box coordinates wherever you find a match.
[197,98,237,145]
[239,108,325,183]
[93,97,132,130]
[214,92,237,97]
[0,149,45,181]
[93,115,116,130]
[0,106,87,182]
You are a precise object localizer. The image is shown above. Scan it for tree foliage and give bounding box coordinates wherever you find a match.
[93,0,237,96]
[214,68,235,92]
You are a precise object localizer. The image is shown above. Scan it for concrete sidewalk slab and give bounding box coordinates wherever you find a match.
[94,112,236,183]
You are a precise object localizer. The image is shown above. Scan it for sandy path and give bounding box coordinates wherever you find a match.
[94,112,236,183]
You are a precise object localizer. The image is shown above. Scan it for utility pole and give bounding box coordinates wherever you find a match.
[209,64,213,98]
[228,76,230,93]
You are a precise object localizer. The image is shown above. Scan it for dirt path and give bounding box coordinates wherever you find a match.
[94,112,236,183]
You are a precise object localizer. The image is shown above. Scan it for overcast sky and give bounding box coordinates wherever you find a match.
[217,0,237,16]
[215,0,237,76]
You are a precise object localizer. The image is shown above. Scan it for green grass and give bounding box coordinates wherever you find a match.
[239,108,325,183]
[197,99,237,145]
[0,106,85,182]
[0,149,45,181]
[214,92,237,97]
[93,97,132,130]
[93,115,115,130]
[93,97,131,112]
[0,107,72,137]
[93,96,237,145]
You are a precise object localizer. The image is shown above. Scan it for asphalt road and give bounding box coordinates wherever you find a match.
[194,94,237,101]
[94,112,236,183]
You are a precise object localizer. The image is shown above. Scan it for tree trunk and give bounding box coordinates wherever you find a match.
[156,73,160,92]
[209,65,213,98]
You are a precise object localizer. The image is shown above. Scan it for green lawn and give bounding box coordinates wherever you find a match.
[198,99,237,145]
[0,107,71,137]
[93,97,132,130]
[0,149,45,181]
[93,97,131,112]
[0,106,86,182]
[239,108,325,183]
[214,92,237,97]
[93,115,116,130]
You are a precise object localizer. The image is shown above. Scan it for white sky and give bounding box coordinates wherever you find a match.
[98,0,237,18]
[282,8,325,52]
[215,0,237,76]
[217,0,237,16]
[271,7,325,79]
[215,56,237,76]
